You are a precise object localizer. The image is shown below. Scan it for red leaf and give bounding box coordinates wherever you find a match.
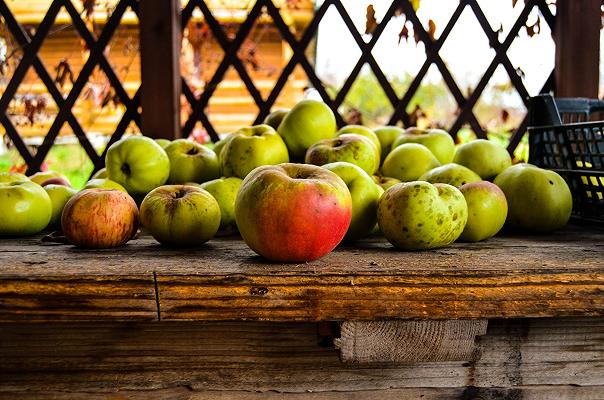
[365,4,378,35]
[428,19,436,41]
[398,24,409,44]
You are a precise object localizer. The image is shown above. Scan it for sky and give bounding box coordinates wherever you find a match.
[314,0,563,107]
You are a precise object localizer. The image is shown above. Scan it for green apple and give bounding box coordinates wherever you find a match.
[200,177,243,230]
[105,136,170,196]
[0,172,28,183]
[277,99,337,160]
[140,185,221,246]
[459,181,508,242]
[374,126,405,162]
[91,168,108,179]
[221,125,290,179]
[155,138,171,149]
[84,178,128,193]
[373,175,401,191]
[44,184,78,229]
[322,162,382,241]
[30,171,69,186]
[381,143,441,182]
[392,128,455,164]
[264,109,289,129]
[337,125,381,156]
[305,133,380,175]
[419,163,482,187]
[164,139,220,184]
[494,164,572,233]
[453,139,512,180]
[0,179,52,236]
[213,134,234,163]
[377,181,468,250]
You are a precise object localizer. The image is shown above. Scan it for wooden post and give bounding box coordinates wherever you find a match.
[139,0,181,139]
[554,0,600,98]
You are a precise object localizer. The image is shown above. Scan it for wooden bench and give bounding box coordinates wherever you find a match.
[0,225,602,398]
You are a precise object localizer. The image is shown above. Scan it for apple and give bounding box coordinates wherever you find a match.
[305,133,380,175]
[44,184,78,229]
[235,163,352,262]
[30,171,69,186]
[0,172,28,183]
[264,109,289,129]
[140,185,221,246]
[221,125,290,179]
[337,125,381,156]
[378,181,468,250]
[459,181,508,242]
[40,177,71,187]
[84,178,128,192]
[0,178,52,236]
[277,99,337,160]
[164,139,220,184]
[200,177,243,230]
[453,139,512,180]
[105,136,170,196]
[373,175,401,191]
[91,168,108,179]
[213,135,234,163]
[391,128,455,164]
[322,162,383,241]
[374,126,405,162]
[494,164,572,233]
[381,143,441,182]
[155,138,171,149]
[62,189,139,248]
[419,163,482,187]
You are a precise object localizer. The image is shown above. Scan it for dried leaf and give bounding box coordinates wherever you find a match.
[497,23,504,36]
[398,23,409,44]
[83,0,95,20]
[428,19,436,41]
[525,16,540,37]
[365,4,378,35]
[512,0,518,8]
[408,105,426,127]
[54,59,74,89]
[501,109,510,124]
[414,28,421,44]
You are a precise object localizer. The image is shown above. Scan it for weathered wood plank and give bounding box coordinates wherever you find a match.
[335,320,488,363]
[0,318,602,396]
[0,226,602,321]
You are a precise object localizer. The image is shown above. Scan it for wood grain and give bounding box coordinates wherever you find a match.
[0,318,602,398]
[0,226,602,321]
[335,320,488,363]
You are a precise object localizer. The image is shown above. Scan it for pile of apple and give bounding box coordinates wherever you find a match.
[0,99,573,263]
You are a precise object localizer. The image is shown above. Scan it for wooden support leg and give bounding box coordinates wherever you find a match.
[335,320,488,363]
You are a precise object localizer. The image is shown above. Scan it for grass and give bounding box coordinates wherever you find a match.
[0,144,94,189]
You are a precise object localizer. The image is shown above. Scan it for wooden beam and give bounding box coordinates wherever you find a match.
[139,0,181,139]
[554,0,601,98]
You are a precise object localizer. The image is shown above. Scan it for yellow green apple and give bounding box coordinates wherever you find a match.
[458,181,507,242]
[29,171,69,186]
[277,99,337,160]
[337,125,381,157]
[165,139,220,184]
[106,136,170,196]
[140,185,220,246]
[322,162,382,241]
[0,172,28,183]
[91,168,108,179]
[378,181,468,250]
[419,163,482,187]
[84,178,128,193]
[453,139,512,180]
[200,177,243,230]
[494,164,572,233]
[381,143,441,181]
[373,175,401,191]
[374,126,405,162]
[392,128,455,164]
[0,177,52,236]
[221,125,289,179]
[264,109,289,130]
[155,138,171,149]
[305,133,380,175]
[44,184,78,229]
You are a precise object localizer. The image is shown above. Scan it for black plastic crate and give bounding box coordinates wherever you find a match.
[528,95,604,224]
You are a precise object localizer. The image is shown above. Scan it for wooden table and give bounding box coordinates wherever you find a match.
[1,225,603,399]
